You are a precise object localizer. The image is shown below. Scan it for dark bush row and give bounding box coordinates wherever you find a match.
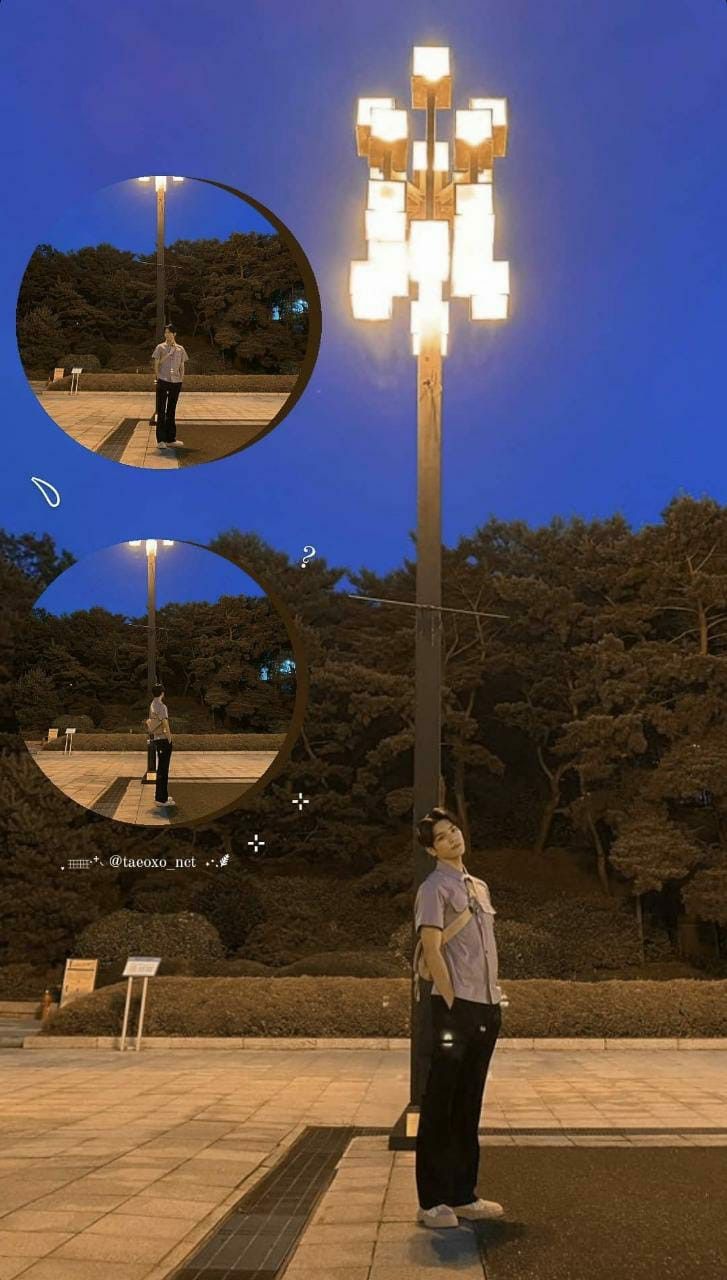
[41,733,285,752]
[45,374,297,393]
[41,977,727,1039]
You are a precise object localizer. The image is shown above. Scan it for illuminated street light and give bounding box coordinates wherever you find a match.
[137,176,185,341]
[350,46,510,1148]
[127,539,175,780]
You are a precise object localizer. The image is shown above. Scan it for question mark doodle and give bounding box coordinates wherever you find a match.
[301,545,316,568]
[31,477,61,508]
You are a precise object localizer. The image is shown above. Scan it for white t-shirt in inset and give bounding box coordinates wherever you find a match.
[149,698,169,739]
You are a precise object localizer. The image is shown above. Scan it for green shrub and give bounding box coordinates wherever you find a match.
[57,353,101,372]
[0,964,61,1001]
[496,921,573,979]
[39,976,727,1039]
[278,951,405,978]
[190,874,266,953]
[244,875,402,967]
[75,910,224,968]
[45,373,297,393]
[42,732,285,752]
[205,959,273,977]
[48,714,95,733]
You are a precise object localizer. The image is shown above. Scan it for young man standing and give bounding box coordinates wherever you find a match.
[414,807,504,1229]
[148,683,175,809]
[151,325,187,450]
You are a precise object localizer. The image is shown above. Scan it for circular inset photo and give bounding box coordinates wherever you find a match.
[16,176,320,469]
[16,539,306,826]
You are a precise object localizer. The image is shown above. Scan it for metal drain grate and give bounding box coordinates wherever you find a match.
[96,418,140,460]
[91,776,132,816]
[171,1126,388,1280]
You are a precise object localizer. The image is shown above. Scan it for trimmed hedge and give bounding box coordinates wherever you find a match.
[42,733,285,752]
[75,911,224,968]
[39,977,727,1039]
[45,374,297,393]
[277,951,405,978]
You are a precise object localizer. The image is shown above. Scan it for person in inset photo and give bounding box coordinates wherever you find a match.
[16,176,318,470]
[414,807,504,1230]
[18,539,297,827]
[148,682,175,807]
[152,325,187,451]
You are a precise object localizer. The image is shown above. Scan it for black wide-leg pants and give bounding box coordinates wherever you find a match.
[154,739,173,802]
[155,380,182,443]
[416,995,502,1210]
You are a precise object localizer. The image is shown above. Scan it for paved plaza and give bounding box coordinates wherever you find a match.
[31,750,277,824]
[35,392,289,467]
[0,1042,725,1279]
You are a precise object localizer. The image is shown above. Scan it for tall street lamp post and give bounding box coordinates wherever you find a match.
[350,46,510,1147]
[128,539,175,779]
[137,176,185,341]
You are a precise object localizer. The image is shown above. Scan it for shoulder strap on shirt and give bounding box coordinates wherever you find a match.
[440,905,474,944]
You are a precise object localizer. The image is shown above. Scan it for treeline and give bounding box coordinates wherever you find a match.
[2,500,727,965]
[11,593,295,736]
[16,233,309,375]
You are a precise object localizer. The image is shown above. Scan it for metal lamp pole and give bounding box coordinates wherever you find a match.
[137,176,184,340]
[128,540,175,780]
[350,46,510,1148]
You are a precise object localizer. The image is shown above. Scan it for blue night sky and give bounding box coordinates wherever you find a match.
[35,541,263,617]
[45,177,274,255]
[1,0,725,585]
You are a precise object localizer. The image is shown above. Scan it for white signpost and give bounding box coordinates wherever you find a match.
[70,367,82,394]
[63,728,76,754]
[119,957,161,1052]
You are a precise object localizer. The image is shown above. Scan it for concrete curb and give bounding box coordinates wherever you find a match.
[22,1035,727,1051]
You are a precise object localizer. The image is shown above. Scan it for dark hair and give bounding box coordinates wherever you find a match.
[151,683,165,698]
[416,807,461,851]
[164,324,176,334]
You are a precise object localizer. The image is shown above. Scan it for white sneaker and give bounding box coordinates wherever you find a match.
[167,439,184,447]
[453,1198,504,1221]
[156,797,176,807]
[417,1204,459,1229]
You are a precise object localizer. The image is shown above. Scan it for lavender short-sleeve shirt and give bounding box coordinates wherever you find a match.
[414,861,501,1005]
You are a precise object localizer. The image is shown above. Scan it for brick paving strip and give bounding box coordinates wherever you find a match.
[29,752,277,824]
[0,1045,726,1278]
[32,392,288,467]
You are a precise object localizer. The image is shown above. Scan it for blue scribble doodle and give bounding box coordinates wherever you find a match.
[31,477,61,508]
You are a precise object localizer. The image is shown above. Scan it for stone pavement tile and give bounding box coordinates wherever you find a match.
[374,1233,482,1266]
[0,1209,106,1232]
[29,1190,130,1213]
[334,1172,391,1188]
[166,1162,253,1185]
[319,1192,386,1210]
[20,1262,150,1280]
[113,1194,215,1220]
[370,1267,485,1280]
[282,1269,369,1280]
[136,1180,225,1201]
[0,1230,71,1257]
[53,1232,174,1263]
[283,1243,375,1269]
[86,1212,193,1240]
[313,1201,387,1225]
[0,1261,34,1280]
[300,1222,379,1244]
[378,1221,429,1241]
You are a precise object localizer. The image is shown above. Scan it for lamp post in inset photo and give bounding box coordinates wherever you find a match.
[350,45,510,1146]
[127,539,175,780]
[137,176,185,341]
